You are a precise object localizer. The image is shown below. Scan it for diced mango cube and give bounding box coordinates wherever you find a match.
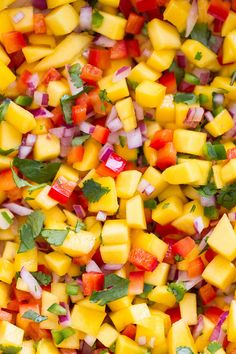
[98,75,129,102]
[45,251,71,276]
[22,46,54,64]
[8,7,33,33]
[156,94,175,125]
[71,304,106,335]
[158,185,187,203]
[40,290,59,330]
[47,80,70,107]
[0,258,15,284]
[36,339,60,354]
[116,170,141,199]
[181,39,217,69]
[173,129,207,156]
[91,11,127,40]
[178,158,212,186]
[100,243,130,264]
[223,30,236,64]
[168,320,197,354]
[222,11,236,36]
[0,45,10,66]
[0,61,16,91]
[28,34,56,48]
[142,166,168,199]
[148,18,181,51]
[131,230,168,261]
[88,177,118,215]
[115,97,137,132]
[126,194,146,229]
[0,282,10,308]
[115,335,147,354]
[102,219,129,244]
[163,0,190,32]
[136,80,166,108]
[228,300,236,342]
[59,230,95,257]
[147,50,175,73]
[213,164,225,189]
[221,158,236,184]
[152,196,183,225]
[211,76,236,101]
[195,315,215,353]
[162,161,201,185]
[35,185,58,210]
[33,134,60,161]
[73,138,101,171]
[145,262,170,286]
[179,293,197,326]
[14,248,38,272]
[148,285,176,307]
[51,282,68,304]
[205,109,234,137]
[0,320,24,346]
[128,62,160,83]
[46,4,79,36]
[5,101,36,134]
[54,164,79,183]
[97,323,118,347]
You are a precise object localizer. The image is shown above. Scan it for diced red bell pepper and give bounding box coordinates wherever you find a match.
[110,40,128,60]
[126,13,145,34]
[42,67,61,85]
[72,103,87,125]
[172,236,196,258]
[155,223,184,237]
[2,31,26,54]
[88,48,110,70]
[207,0,230,21]
[51,106,64,126]
[67,146,84,165]
[155,142,177,171]
[27,322,51,341]
[159,72,177,94]
[0,169,17,191]
[165,307,181,324]
[119,0,133,17]
[105,152,127,176]
[33,13,47,34]
[131,0,157,12]
[126,39,141,58]
[199,283,216,305]
[162,236,181,265]
[205,248,217,263]
[80,63,103,84]
[122,324,137,340]
[92,125,110,144]
[150,129,173,150]
[128,271,145,295]
[9,50,25,69]
[187,257,205,278]
[96,162,118,178]
[0,309,12,322]
[7,299,19,312]
[227,147,236,160]
[89,89,111,115]
[147,6,163,20]
[213,18,224,33]
[48,176,77,204]
[17,70,32,93]
[13,287,33,303]
[82,272,105,296]
[204,306,224,324]
[129,247,159,272]
[232,0,236,11]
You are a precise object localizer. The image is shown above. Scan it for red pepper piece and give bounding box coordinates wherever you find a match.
[82,272,105,296]
[2,31,26,54]
[128,271,145,295]
[199,283,216,305]
[155,142,177,170]
[150,129,173,150]
[48,176,77,204]
[129,247,159,272]
[172,236,196,258]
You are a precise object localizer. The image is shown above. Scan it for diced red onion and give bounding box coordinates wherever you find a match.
[58,302,71,327]
[210,311,229,342]
[30,107,53,118]
[205,111,214,122]
[194,216,205,234]
[13,11,24,23]
[103,263,123,271]
[209,35,223,53]
[112,66,131,83]
[185,0,198,37]
[133,102,144,121]
[179,80,195,93]
[99,143,113,162]
[81,341,93,354]
[25,134,36,147]
[177,271,190,282]
[184,276,202,290]
[60,144,70,158]
[52,272,60,283]
[228,212,236,221]
[82,48,90,59]
[84,335,96,347]
[64,127,75,138]
[224,293,234,304]
[192,315,204,340]
[80,6,92,31]
[86,260,102,273]
[20,266,42,299]
[94,35,116,48]
[145,184,155,196]
[176,51,187,68]
[79,121,94,134]
[73,205,86,219]
[192,68,211,85]
[86,110,95,119]
[96,211,107,222]
[106,106,118,125]
[126,128,143,149]
[26,73,39,95]
[107,132,120,145]
[32,0,47,9]
[213,93,224,106]
[107,117,123,132]
[49,127,65,139]
[137,178,150,193]
[137,336,147,346]
[200,195,216,207]
[106,156,124,172]
[229,103,236,117]
[198,232,212,253]
[168,265,177,281]
[138,121,147,135]
[18,145,32,159]
[61,136,73,146]
[3,203,33,216]
[33,91,48,107]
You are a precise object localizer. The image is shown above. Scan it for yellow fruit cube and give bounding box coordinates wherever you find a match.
[148,285,176,307]
[47,0,77,7]
[147,50,175,72]
[212,164,225,189]
[98,75,129,102]
[0,45,10,66]
[162,161,201,185]
[180,293,197,326]
[45,251,71,276]
[0,61,16,91]
[8,7,34,33]
[46,4,79,36]
[148,18,181,51]
[194,85,216,110]
[97,323,118,347]
[116,170,141,199]
[195,316,214,353]
[0,282,10,308]
[142,166,168,199]
[131,230,168,261]
[136,80,166,108]
[144,262,170,286]
[128,62,160,83]
[136,315,166,351]
[202,255,236,290]
[205,109,234,137]
[115,143,138,161]
[47,80,69,107]
[59,230,95,257]
[164,0,190,32]
[33,134,60,161]
[178,158,212,186]
[0,320,24,347]
[5,101,36,134]
[55,330,81,349]
[126,194,146,229]
[223,30,236,64]
[92,11,127,40]
[181,39,217,68]
[0,10,14,39]
[115,97,137,132]
[100,243,130,264]
[14,248,38,272]
[222,11,236,36]
[36,339,60,354]
[88,177,118,215]
[71,304,106,335]
[0,258,15,284]
[115,335,147,354]
[156,94,175,125]
[173,129,207,156]
[108,295,133,312]
[152,196,183,225]
[158,185,187,203]
[2,241,18,262]
[168,320,197,354]
[221,159,236,184]
[22,46,54,64]
[54,164,79,183]
[40,290,59,330]
[228,300,236,342]
[20,340,36,354]
[211,76,236,101]
[43,207,66,227]
[28,34,56,48]
[51,282,68,304]
[102,219,129,244]
[35,185,58,210]
[73,138,101,171]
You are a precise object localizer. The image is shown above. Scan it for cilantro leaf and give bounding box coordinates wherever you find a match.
[167,282,186,302]
[194,51,202,60]
[27,210,45,239]
[0,99,10,123]
[90,274,129,305]
[13,158,61,184]
[0,345,22,354]
[18,211,45,253]
[139,283,154,299]
[92,10,104,28]
[41,229,69,246]
[0,148,16,156]
[197,183,217,197]
[176,346,194,354]
[174,254,184,262]
[11,165,46,192]
[174,93,198,105]
[82,179,110,203]
[127,79,139,90]
[22,310,47,323]
[99,89,112,112]
[144,199,157,210]
[31,271,52,286]
[217,183,236,209]
[190,23,211,46]
[119,136,126,147]
[207,342,222,354]
[72,135,90,146]
[69,64,83,89]
[51,327,76,345]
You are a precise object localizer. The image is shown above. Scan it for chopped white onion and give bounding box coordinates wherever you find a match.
[20,266,42,299]
[96,211,107,222]
[13,11,24,23]
[49,127,65,139]
[126,128,143,149]
[184,276,202,291]
[86,260,102,273]
[18,145,32,159]
[106,106,118,125]
[185,0,198,37]
[3,203,33,216]
[137,178,149,193]
[33,91,49,106]
[194,216,204,234]
[228,212,236,221]
[80,6,92,31]
[79,121,94,134]
[107,117,123,132]
[145,184,155,196]
[103,263,123,270]
[25,134,37,147]
[133,101,144,121]
[137,336,147,346]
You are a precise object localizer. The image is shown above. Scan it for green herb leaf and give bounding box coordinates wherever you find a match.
[41,229,69,246]
[190,204,196,213]
[184,73,200,85]
[207,342,222,354]
[22,310,47,323]
[162,203,170,209]
[204,206,219,220]
[0,345,22,354]
[174,254,184,262]
[69,63,83,89]
[197,183,217,197]
[75,221,86,233]
[144,199,157,210]
[1,211,13,225]
[176,346,194,354]
[92,10,104,28]
[18,211,45,253]
[217,183,236,209]
[127,79,139,90]
[0,99,10,123]
[14,95,33,107]
[90,274,129,305]
[174,93,198,105]
[51,327,76,345]
[190,23,211,46]
[169,60,184,85]
[27,210,45,239]
[11,165,31,189]
[72,135,90,146]
[119,135,126,147]
[0,148,16,156]
[194,51,202,60]
[66,284,79,295]
[13,158,61,184]
[31,271,52,286]
[82,178,110,203]
[167,282,186,302]
[99,89,112,112]
[139,284,154,299]
[47,303,67,315]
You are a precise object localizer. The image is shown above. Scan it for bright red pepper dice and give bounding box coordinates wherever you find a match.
[82,272,105,296]
[48,176,77,204]
[2,31,26,54]
[92,125,110,145]
[88,48,110,70]
[128,271,145,295]
[126,13,145,35]
[155,142,177,171]
[207,0,230,21]
[132,0,157,12]
[129,247,159,272]
[172,236,195,258]
[150,129,173,150]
